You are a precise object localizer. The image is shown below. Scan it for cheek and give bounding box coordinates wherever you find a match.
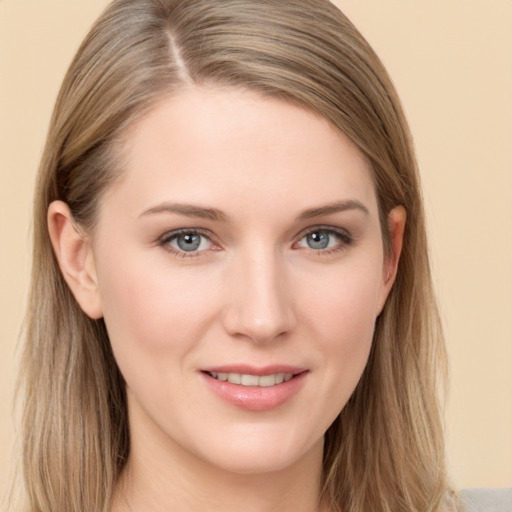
[95,249,221,374]
[300,258,383,396]
[303,255,383,342]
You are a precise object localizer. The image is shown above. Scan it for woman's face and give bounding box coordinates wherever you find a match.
[86,87,401,474]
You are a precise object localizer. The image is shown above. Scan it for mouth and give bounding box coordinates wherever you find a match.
[206,371,295,387]
[200,366,308,411]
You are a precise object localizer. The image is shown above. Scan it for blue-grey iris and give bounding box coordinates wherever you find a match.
[177,233,201,251]
[307,231,330,249]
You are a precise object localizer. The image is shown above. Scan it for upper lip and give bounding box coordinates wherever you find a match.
[200,364,307,376]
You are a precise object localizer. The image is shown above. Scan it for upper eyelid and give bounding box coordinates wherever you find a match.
[159,227,213,242]
[295,224,352,240]
[158,224,351,238]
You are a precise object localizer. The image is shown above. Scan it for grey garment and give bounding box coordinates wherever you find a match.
[459,488,512,512]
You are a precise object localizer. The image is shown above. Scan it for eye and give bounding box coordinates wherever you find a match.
[296,228,352,253]
[160,229,214,256]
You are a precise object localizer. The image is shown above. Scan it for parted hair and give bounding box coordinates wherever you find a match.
[18,1,456,511]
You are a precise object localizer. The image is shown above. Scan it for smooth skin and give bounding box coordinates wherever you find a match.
[48,87,405,512]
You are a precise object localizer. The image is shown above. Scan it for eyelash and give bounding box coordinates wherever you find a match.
[158,228,216,258]
[294,226,354,255]
[158,226,354,258]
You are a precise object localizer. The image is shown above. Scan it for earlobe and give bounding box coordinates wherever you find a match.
[378,205,407,313]
[47,200,103,319]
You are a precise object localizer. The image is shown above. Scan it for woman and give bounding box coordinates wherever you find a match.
[19,0,459,511]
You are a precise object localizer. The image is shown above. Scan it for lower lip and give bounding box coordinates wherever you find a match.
[201,372,308,411]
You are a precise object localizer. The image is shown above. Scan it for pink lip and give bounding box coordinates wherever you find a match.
[201,364,306,376]
[199,365,308,412]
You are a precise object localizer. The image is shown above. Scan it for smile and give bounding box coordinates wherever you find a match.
[201,367,308,411]
[208,372,294,387]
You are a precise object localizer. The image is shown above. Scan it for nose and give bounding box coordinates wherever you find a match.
[221,249,297,344]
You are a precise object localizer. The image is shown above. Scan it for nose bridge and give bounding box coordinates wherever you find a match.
[222,244,296,343]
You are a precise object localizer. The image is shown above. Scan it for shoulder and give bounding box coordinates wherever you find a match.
[459,488,512,512]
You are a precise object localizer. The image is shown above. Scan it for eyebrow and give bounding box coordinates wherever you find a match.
[139,202,228,222]
[295,200,369,221]
[139,199,369,222]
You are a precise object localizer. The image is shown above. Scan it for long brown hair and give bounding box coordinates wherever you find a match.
[19,1,455,510]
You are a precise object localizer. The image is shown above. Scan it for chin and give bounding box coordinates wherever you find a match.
[191,428,325,476]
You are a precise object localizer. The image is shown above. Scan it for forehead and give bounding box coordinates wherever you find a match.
[107,86,378,220]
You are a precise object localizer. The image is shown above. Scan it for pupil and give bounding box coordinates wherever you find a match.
[308,231,329,249]
[178,234,201,251]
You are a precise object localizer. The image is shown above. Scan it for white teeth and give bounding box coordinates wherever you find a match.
[258,374,277,387]
[241,374,259,386]
[227,373,241,384]
[209,372,296,387]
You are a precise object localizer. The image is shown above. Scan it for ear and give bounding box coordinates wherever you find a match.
[47,200,103,319]
[377,205,406,313]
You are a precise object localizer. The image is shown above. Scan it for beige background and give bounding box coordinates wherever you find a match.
[1,0,511,503]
